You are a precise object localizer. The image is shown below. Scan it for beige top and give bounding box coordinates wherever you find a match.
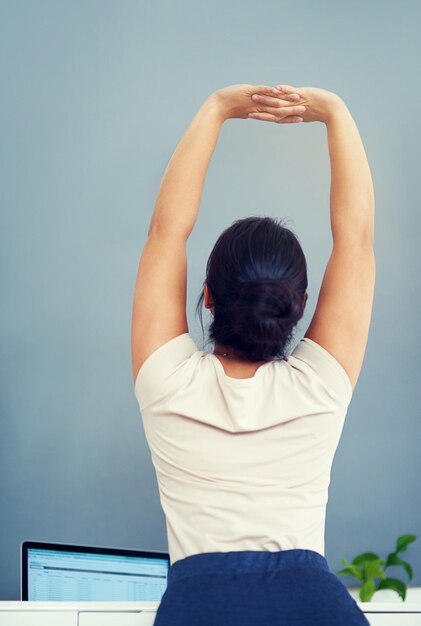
[134,333,353,566]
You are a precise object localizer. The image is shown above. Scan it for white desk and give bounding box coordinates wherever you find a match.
[0,603,157,625]
[1,601,421,625]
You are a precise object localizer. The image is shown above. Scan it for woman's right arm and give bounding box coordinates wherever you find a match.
[247,85,376,391]
[304,97,376,392]
[325,97,375,245]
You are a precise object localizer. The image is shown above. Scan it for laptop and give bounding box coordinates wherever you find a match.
[21,540,170,602]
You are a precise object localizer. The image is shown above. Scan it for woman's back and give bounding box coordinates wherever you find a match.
[135,332,352,568]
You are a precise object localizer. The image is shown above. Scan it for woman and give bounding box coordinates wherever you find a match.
[131,83,374,625]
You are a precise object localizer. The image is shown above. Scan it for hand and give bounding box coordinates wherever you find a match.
[212,83,308,123]
[249,84,344,124]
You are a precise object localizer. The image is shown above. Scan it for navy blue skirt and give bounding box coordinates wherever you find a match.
[154,549,370,625]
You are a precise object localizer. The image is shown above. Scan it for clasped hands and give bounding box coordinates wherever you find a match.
[212,83,310,124]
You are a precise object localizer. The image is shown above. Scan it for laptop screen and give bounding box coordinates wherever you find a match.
[21,541,169,601]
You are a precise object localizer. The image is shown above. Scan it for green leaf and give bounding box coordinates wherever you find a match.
[385,551,397,567]
[337,558,363,581]
[364,559,386,580]
[396,534,417,554]
[337,565,363,581]
[359,579,376,602]
[377,577,407,601]
[353,552,381,565]
[337,567,361,580]
[385,554,413,581]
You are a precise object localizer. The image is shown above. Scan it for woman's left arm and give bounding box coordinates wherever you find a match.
[133,92,226,384]
[148,93,224,240]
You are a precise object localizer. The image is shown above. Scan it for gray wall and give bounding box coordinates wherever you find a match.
[1,0,420,600]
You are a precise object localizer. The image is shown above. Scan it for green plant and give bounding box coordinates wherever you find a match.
[337,534,417,602]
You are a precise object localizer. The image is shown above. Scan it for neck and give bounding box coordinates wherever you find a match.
[213,344,269,364]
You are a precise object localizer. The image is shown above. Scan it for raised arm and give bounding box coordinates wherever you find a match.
[325,97,375,245]
[208,83,375,392]
[303,95,376,391]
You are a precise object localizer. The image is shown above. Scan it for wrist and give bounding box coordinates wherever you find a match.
[202,92,227,124]
[324,96,348,125]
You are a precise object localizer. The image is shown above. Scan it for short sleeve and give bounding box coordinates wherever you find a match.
[134,333,199,410]
[290,337,353,407]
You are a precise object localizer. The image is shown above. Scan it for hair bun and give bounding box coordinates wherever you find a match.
[230,278,304,346]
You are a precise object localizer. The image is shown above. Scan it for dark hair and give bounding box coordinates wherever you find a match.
[195,216,308,362]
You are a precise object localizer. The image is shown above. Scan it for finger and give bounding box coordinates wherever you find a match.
[248,111,279,123]
[255,85,284,95]
[274,84,298,94]
[248,111,303,124]
[280,116,304,124]
[280,104,307,118]
[253,85,299,102]
[275,85,310,105]
[253,103,306,118]
[252,93,299,107]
